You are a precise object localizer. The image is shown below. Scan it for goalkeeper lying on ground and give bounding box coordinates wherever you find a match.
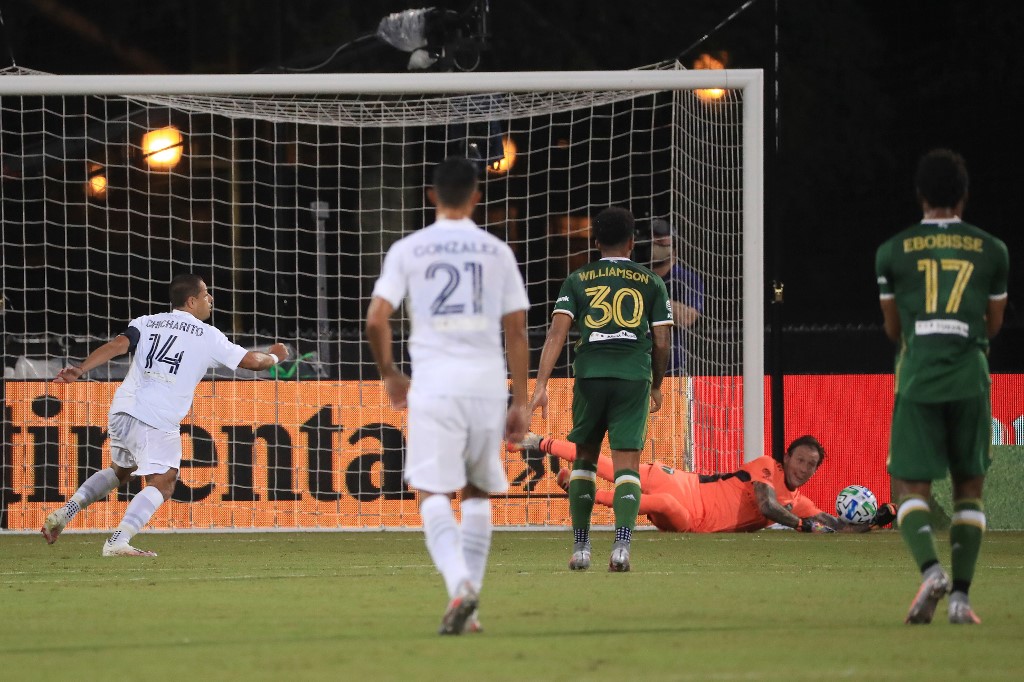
[514,433,896,533]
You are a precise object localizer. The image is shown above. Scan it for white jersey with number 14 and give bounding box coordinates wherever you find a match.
[109,309,249,433]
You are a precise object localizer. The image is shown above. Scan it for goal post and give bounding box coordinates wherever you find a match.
[0,66,763,531]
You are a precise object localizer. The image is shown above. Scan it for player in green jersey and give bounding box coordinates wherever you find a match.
[876,149,1009,625]
[530,206,672,572]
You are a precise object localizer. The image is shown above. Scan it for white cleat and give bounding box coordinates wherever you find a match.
[462,609,483,634]
[905,567,949,624]
[608,540,631,573]
[41,509,68,545]
[948,594,982,625]
[102,542,158,558]
[439,580,479,635]
[569,540,592,571]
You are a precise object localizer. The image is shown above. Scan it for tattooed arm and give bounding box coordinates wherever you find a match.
[752,481,803,529]
[806,511,871,533]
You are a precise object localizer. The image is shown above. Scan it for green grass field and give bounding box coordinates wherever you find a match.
[3,531,1023,681]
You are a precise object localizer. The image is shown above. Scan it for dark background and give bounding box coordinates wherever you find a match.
[1,0,1020,369]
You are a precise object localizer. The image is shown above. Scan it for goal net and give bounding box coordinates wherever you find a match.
[0,65,762,530]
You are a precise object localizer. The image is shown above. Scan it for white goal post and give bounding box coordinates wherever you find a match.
[0,67,762,531]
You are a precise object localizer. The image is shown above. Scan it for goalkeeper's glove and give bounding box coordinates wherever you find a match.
[872,502,897,528]
[796,517,835,533]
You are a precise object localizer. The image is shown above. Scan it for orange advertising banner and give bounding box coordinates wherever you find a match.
[4,379,693,531]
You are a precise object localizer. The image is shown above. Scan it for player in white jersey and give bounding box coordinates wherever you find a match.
[41,274,288,556]
[366,156,530,635]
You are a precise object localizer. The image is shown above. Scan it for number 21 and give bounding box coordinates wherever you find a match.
[426,261,483,315]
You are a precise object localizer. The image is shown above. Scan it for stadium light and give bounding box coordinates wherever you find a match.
[487,136,517,174]
[694,53,728,102]
[141,126,184,170]
[86,163,107,199]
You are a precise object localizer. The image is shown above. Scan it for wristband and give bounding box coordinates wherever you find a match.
[268,353,280,365]
[796,518,812,533]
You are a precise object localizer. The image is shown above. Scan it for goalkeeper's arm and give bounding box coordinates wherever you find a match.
[753,482,834,532]
[806,503,897,533]
[805,512,866,533]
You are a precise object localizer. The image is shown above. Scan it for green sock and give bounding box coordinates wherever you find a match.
[568,460,598,535]
[612,469,642,532]
[950,498,985,586]
[898,496,939,571]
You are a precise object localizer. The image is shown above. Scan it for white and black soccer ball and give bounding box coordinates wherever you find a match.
[835,485,878,525]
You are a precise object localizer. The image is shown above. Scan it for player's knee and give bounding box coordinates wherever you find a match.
[146,469,178,501]
[111,464,136,485]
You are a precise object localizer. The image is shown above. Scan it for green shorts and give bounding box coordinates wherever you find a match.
[887,393,992,481]
[567,377,651,451]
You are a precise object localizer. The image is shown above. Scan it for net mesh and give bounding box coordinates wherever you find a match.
[1,65,752,529]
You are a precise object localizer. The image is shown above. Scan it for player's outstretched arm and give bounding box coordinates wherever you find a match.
[238,342,289,371]
[753,481,832,532]
[53,335,131,383]
[807,512,869,533]
[529,312,572,418]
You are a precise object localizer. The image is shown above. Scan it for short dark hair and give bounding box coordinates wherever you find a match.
[775,434,825,466]
[432,156,479,208]
[170,273,204,308]
[915,148,968,209]
[591,206,635,248]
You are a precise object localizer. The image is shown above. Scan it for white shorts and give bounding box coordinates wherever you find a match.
[404,393,509,495]
[108,412,181,476]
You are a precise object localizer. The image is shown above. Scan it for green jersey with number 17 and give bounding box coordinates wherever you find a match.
[553,257,673,381]
[875,219,1009,402]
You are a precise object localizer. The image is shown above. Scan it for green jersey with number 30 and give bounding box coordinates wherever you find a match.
[553,257,673,381]
[875,219,1009,402]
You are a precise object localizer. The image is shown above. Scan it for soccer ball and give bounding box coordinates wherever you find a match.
[835,485,878,524]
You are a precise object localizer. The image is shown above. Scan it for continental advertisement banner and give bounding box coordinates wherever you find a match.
[4,375,1021,531]
[3,378,695,531]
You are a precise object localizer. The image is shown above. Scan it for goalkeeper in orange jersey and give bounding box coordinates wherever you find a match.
[515,433,896,533]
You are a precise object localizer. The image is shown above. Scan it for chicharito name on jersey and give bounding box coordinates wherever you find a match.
[144,317,205,336]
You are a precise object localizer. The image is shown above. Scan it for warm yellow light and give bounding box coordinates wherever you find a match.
[487,136,517,174]
[142,126,184,169]
[86,163,107,199]
[694,53,727,102]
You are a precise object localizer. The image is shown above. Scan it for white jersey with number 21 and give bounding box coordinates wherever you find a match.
[371,217,529,399]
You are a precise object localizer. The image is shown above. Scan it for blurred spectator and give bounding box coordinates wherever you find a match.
[649,219,704,375]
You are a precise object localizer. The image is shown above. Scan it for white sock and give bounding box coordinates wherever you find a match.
[107,486,164,546]
[67,468,120,517]
[460,497,492,593]
[53,468,120,525]
[420,494,470,598]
